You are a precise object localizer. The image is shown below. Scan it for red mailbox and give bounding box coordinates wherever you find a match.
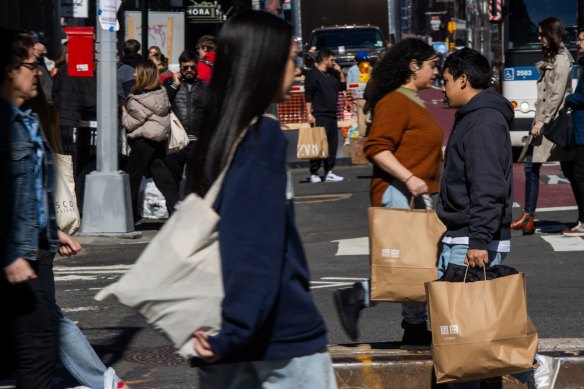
[63,27,95,77]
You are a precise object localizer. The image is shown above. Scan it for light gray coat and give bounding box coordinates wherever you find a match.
[532,45,574,162]
[123,87,171,142]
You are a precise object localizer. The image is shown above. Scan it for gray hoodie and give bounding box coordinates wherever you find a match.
[437,87,514,250]
[123,87,170,142]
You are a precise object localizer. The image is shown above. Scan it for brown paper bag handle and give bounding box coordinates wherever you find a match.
[463,265,487,283]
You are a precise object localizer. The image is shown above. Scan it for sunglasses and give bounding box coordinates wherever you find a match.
[20,62,39,72]
[181,65,196,71]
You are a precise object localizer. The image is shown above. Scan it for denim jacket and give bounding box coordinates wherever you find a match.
[0,98,59,267]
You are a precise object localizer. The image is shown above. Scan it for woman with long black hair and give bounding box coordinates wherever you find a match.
[512,17,574,234]
[187,11,337,388]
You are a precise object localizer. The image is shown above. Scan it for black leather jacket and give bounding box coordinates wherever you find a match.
[163,78,206,139]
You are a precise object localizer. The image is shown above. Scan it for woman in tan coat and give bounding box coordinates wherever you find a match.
[512,17,574,234]
[122,60,177,222]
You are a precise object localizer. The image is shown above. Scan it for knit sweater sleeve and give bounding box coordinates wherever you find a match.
[364,93,408,160]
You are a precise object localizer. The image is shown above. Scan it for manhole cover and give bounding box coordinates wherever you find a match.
[125,345,186,366]
[295,193,352,203]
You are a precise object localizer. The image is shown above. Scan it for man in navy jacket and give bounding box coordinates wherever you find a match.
[438,48,514,276]
[437,47,515,389]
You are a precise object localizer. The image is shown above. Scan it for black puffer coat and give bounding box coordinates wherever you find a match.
[163,78,206,139]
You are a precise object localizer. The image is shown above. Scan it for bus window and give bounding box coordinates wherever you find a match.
[507,0,577,51]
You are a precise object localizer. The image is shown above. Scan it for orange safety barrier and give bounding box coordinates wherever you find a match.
[277,90,358,124]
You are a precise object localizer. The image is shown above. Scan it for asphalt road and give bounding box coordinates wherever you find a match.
[48,162,584,388]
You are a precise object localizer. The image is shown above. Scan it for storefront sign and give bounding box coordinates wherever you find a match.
[186,1,225,24]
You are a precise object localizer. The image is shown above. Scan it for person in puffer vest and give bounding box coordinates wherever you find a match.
[122,60,178,222]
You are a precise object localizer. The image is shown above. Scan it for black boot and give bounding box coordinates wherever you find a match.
[401,320,432,346]
[333,282,366,341]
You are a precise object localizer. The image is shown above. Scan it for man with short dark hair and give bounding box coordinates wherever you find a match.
[163,50,206,190]
[304,48,346,183]
[117,39,141,98]
[439,47,513,283]
[437,48,514,389]
[196,35,216,84]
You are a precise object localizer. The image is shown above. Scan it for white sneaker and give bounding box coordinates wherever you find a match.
[309,174,322,183]
[531,354,561,389]
[324,171,344,182]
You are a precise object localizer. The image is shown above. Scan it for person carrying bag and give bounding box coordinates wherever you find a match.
[99,11,337,389]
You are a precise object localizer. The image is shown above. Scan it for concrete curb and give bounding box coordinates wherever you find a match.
[329,340,584,388]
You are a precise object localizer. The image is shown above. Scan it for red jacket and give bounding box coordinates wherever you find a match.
[198,52,215,84]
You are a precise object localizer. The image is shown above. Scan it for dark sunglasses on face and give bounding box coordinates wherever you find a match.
[181,65,196,71]
[20,62,39,72]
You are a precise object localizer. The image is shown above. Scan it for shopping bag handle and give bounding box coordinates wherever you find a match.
[463,264,487,283]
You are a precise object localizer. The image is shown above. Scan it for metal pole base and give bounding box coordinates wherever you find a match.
[80,171,138,235]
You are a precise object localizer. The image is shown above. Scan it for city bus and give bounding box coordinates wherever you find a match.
[466,0,583,149]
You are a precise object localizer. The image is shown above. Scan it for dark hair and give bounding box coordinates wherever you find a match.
[197,35,216,52]
[148,45,161,54]
[29,86,63,154]
[443,48,491,89]
[131,60,160,93]
[178,50,198,64]
[367,38,435,110]
[539,17,564,60]
[151,52,168,67]
[189,10,293,196]
[0,28,35,84]
[316,48,334,64]
[124,39,141,55]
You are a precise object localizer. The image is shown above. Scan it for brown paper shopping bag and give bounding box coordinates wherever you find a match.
[426,272,538,384]
[296,125,329,159]
[369,205,445,302]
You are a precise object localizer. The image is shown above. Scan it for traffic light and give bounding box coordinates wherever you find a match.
[447,20,456,34]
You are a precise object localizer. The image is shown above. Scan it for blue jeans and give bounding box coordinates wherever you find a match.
[382,181,429,324]
[198,351,338,389]
[523,153,541,214]
[40,250,116,389]
[437,244,505,281]
[52,304,111,389]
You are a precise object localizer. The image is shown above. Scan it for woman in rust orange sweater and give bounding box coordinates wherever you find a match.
[334,38,443,345]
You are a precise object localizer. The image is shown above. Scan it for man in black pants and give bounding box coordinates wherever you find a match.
[163,50,206,194]
[305,49,346,183]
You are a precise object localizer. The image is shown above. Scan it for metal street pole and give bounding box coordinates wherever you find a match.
[80,0,137,236]
[387,0,400,44]
[141,0,148,59]
[292,0,302,48]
